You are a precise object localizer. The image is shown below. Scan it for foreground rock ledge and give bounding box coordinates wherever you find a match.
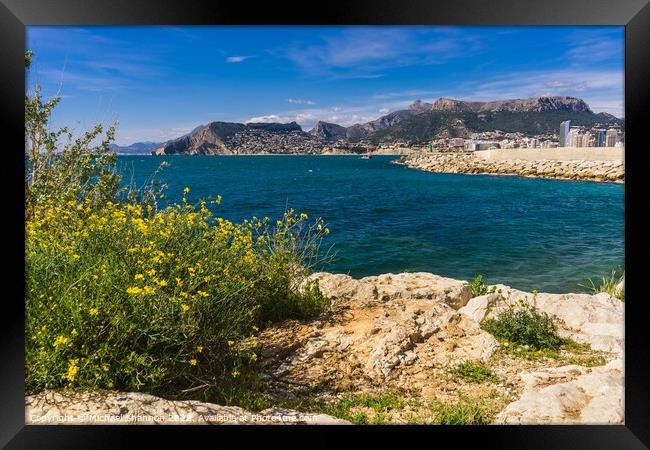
[26,271,623,425]
[259,272,624,424]
[26,391,350,425]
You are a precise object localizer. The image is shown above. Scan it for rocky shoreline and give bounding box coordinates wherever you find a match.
[26,272,624,425]
[397,153,625,183]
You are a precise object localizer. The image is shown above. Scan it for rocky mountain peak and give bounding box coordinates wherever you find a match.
[408,100,433,113]
[431,96,593,114]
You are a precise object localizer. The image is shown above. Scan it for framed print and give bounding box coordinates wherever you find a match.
[1,0,649,447]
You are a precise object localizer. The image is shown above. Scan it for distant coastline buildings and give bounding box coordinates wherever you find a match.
[557,120,622,149]
[560,120,571,147]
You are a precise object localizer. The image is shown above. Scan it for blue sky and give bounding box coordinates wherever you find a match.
[26,26,624,145]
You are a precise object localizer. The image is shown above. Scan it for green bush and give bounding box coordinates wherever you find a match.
[25,197,330,396]
[470,274,495,298]
[480,303,563,351]
[24,51,331,399]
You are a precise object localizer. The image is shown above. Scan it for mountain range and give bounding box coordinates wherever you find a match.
[109,141,162,155]
[146,96,623,155]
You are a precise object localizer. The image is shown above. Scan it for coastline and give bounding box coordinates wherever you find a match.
[396,152,625,184]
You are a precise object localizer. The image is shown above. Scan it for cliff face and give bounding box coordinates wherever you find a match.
[309,121,348,140]
[431,96,593,114]
[152,122,246,155]
[152,121,315,155]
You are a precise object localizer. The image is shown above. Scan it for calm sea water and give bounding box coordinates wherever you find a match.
[118,155,624,293]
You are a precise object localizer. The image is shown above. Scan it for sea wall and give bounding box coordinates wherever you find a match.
[398,152,624,183]
[475,147,624,162]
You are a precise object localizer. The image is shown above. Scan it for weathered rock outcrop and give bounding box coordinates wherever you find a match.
[26,391,349,425]
[258,272,624,424]
[398,152,625,183]
[431,96,592,114]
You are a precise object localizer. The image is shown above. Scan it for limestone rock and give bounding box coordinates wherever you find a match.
[495,360,624,424]
[26,391,350,425]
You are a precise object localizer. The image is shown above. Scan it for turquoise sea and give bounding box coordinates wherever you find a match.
[118,155,624,293]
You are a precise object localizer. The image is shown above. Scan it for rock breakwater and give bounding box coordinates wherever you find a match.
[398,153,624,183]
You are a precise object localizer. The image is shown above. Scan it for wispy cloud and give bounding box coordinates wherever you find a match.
[280,27,482,79]
[287,98,316,105]
[226,55,254,63]
[564,28,623,63]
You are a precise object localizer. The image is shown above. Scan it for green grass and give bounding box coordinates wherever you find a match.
[497,337,606,367]
[432,398,490,425]
[320,392,405,424]
[450,360,499,383]
[579,269,625,302]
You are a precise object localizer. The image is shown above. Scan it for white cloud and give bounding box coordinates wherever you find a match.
[244,100,413,131]
[226,55,254,63]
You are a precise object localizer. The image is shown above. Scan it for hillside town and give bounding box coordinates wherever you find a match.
[376,121,624,154]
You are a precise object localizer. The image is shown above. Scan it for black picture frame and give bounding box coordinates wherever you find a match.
[1,0,648,447]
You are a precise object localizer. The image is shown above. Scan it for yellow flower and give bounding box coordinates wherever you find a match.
[300,213,308,220]
[231,369,240,378]
[53,335,69,349]
[197,346,203,353]
[126,286,143,295]
[142,286,156,295]
[184,187,190,194]
[249,352,258,362]
[71,329,78,336]
[134,274,144,281]
[154,278,168,287]
[146,268,157,277]
[66,359,80,383]
[88,308,99,316]
[189,359,198,366]
[252,325,259,332]
[197,290,209,298]
[181,303,190,312]
[227,340,235,347]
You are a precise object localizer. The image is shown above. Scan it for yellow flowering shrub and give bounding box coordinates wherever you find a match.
[26,196,330,396]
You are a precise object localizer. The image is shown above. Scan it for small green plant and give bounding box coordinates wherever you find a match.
[579,269,625,302]
[450,360,498,383]
[432,398,489,425]
[322,392,404,424]
[480,303,563,351]
[470,275,496,297]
